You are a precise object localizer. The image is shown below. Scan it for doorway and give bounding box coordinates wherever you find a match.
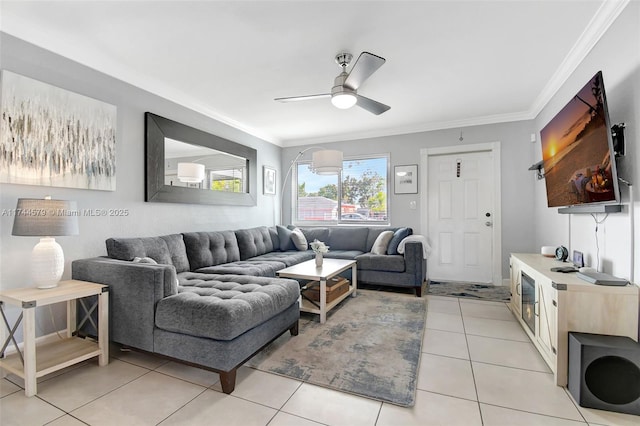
[421,142,502,284]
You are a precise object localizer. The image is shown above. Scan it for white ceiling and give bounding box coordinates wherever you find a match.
[0,1,627,147]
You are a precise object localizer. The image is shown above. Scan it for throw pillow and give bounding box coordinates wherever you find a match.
[276,225,296,251]
[371,230,394,255]
[132,256,158,264]
[290,228,308,251]
[387,227,412,255]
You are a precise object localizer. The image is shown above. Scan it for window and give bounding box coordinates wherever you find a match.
[294,154,389,224]
[209,167,245,192]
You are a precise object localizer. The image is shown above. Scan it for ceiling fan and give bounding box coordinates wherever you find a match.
[275,51,390,115]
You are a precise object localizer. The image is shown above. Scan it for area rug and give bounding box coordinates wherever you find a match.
[247,290,426,406]
[428,280,511,302]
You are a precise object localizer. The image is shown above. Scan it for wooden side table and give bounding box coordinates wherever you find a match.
[0,280,109,396]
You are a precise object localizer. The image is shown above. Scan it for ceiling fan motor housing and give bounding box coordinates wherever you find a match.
[332,72,355,95]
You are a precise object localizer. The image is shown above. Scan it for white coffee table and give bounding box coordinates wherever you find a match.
[276,258,357,323]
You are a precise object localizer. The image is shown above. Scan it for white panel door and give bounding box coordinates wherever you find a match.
[427,151,494,283]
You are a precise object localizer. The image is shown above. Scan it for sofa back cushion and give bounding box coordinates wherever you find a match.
[300,227,330,246]
[327,227,369,252]
[236,226,275,260]
[182,231,240,270]
[106,234,191,273]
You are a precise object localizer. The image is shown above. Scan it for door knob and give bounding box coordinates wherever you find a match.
[485,221,492,227]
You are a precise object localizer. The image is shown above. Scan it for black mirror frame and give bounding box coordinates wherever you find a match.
[145,112,257,206]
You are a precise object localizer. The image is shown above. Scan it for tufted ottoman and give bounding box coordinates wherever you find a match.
[157,273,300,341]
[150,273,300,393]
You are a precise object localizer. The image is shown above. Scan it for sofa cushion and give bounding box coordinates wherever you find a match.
[248,251,314,267]
[355,253,406,272]
[182,231,240,271]
[324,250,365,260]
[236,227,275,260]
[300,227,330,245]
[268,226,280,251]
[371,230,394,255]
[328,227,369,252]
[276,225,296,251]
[387,227,413,255]
[195,260,286,277]
[156,273,300,341]
[290,228,308,251]
[106,234,190,273]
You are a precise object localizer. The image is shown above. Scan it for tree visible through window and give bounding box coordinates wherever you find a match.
[295,155,388,223]
[210,168,244,192]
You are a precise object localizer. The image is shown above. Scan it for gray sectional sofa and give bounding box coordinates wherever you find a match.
[71,225,426,393]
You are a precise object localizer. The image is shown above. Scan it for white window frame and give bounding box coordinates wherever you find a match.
[292,153,390,226]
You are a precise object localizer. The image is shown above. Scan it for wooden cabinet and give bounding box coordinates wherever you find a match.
[509,253,638,386]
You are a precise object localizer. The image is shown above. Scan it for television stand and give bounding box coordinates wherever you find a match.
[509,253,638,386]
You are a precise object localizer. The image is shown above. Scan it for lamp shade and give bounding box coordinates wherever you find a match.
[177,162,205,183]
[311,150,343,175]
[12,198,79,236]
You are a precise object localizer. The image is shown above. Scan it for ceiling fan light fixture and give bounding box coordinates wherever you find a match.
[331,92,357,109]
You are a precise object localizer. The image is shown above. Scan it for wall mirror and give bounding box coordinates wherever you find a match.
[145,112,257,206]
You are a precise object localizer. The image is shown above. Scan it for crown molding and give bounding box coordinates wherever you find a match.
[528,0,630,118]
[279,110,533,147]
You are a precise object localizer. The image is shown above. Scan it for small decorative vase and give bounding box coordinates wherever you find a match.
[315,252,323,267]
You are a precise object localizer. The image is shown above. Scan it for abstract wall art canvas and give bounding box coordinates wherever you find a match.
[0,70,117,191]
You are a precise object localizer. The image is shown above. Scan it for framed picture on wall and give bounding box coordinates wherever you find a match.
[0,70,117,191]
[394,164,418,194]
[263,166,276,195]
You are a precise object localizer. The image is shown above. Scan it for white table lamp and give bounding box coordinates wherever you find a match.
[12,197,79,289]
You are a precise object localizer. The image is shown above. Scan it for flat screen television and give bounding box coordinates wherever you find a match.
[540,71,620,208]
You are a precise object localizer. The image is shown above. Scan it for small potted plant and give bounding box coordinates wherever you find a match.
[310,239,329,267]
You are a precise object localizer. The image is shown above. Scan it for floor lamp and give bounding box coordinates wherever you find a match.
[11,196,79,289]
[280,147,343,225]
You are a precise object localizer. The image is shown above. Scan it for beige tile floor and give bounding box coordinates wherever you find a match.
[2,294,640,426]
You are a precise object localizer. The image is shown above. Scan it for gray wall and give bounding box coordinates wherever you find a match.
[282,119,539,280]
[0,33,281,337]
[532,3,639,280]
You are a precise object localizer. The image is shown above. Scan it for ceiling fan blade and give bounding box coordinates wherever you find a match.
[356,94,390,115]
[344,52,385,90]
[275,94,331,102]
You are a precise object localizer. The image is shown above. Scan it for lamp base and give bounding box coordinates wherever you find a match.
[32,237,64,289]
